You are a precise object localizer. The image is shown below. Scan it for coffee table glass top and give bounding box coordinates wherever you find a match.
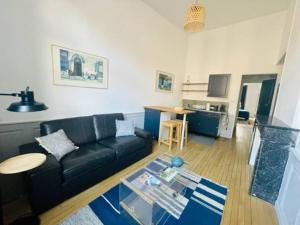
[119,154,201,225]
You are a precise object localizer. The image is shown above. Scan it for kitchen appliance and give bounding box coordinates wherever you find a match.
[220,104,227,112]
[210,105,219,112]
[193,104,206,110]
[206,102,211,111]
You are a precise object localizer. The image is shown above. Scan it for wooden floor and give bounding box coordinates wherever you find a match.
[37,124,278,225]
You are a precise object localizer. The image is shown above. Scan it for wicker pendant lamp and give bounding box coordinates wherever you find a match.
[184,1,205,32]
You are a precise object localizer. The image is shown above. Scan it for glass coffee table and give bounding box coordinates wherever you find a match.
[119,154,201,225]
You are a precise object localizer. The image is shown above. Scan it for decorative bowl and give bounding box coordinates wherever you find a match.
[171,156,184,167]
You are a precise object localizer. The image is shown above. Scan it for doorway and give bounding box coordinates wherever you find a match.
[236,74,278,128]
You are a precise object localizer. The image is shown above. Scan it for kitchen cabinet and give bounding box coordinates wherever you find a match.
[144,108,161,139]
[178,110,221,137]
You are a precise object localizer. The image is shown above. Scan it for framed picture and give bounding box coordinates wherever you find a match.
[52,45,108,89]
[155,71,174,93]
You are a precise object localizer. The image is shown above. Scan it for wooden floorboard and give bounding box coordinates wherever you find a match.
[37,124,278,225]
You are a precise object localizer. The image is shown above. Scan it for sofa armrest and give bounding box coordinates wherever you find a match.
[26,153,62,178]
[135,128,152,140]
[135,128,153,154]
[19,142,61,182]
[19,142,48,155]
[19,143,63,214]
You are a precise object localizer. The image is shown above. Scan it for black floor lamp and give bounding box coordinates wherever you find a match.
[0,87,48,112]
[0,87,48,225]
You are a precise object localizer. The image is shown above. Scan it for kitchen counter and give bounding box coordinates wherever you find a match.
[144,106,194,150]
[185,107,227,115]
[177,109,223,137]
[144,106,194,115]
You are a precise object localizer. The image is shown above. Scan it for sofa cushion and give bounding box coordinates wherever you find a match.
[40,116,96,146]
[60,143,116,182]
[93,113,124,141]
[99,136,145,159]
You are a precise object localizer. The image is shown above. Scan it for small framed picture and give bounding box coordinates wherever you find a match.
[52,45,109,89]
[155,71,174,93]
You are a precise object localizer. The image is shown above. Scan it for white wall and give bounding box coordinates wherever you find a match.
[275,0,300,224]
[183,12,286,137]
[278,0,297,62]
[274,1,300,127]
[0,0,187,124]
[276,149,300,225]
[244,83,262,118]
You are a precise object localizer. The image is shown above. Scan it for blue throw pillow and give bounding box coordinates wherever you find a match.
[115,119,135,137]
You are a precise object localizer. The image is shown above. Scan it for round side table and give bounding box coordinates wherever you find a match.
[0,153,46,175]
[0,153,46,225]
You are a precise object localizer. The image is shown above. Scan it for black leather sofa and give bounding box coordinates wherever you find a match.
[19,113,152,214]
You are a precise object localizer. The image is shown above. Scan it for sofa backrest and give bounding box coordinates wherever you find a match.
[93,113,124,141]
[40,116,96,146]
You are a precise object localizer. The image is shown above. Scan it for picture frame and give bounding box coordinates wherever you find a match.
[51,45,109,89]
[155,70,174,93]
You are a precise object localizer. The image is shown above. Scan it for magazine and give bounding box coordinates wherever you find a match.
[159,167,178,182]
[131,172,151,189]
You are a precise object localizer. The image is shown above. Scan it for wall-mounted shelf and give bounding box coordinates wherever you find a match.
[182,82,208,85]
[182,82,208,92]
[182,90,208,92]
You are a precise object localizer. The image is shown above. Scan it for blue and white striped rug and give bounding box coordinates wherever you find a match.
[61,174,227,225]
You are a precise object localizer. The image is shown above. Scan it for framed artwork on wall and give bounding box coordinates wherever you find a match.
[51,45,109,89]
[155,70,174,93]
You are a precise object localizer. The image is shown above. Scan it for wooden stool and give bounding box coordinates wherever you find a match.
[174,119,188,146]
[159,120,181,150]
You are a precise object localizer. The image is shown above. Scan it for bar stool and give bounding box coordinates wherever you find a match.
[174,119,188,146]
[159,120,181,150]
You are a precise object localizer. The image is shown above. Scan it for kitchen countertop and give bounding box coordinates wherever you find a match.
[256,115,300,131]
[144,106,194,115]
[185,107,227,115]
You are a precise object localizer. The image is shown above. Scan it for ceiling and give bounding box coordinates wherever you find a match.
[141,0,291,30]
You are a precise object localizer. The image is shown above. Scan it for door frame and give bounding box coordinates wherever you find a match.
[256,79,277,116]
[235,74,278,126]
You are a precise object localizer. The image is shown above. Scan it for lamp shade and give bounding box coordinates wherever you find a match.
[6,90,48,112]
[7,101,48,112]
[184,3,205,32]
